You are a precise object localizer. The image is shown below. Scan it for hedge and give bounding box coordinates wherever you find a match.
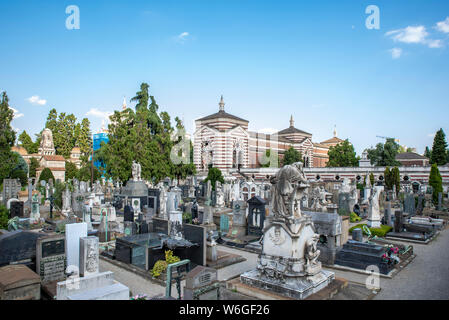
[349,224,393,238]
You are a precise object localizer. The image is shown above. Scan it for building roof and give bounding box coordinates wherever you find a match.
[11,146,28,156]
[395,152,428,160]
[320,136,344,145]
[197,110,248,123]
[277,126,311,136]
[36,167,66,172]
[196,96,248,123]
[42,155,65,161]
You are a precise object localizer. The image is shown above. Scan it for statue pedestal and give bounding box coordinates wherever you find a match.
[240,215,334,300]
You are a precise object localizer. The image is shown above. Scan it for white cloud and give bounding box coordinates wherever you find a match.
[86,108,113,121]
[427,39,443,48]
[174,32,190,43]
[27,95,47,105]
[436,17,449,33]
[385,25,442,48]
[9,106,24,119]
[385,26,428,44]
[389,47,403,59]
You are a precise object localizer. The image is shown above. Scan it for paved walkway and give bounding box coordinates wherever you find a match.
[374,227,449,300]
[99,228,449,300]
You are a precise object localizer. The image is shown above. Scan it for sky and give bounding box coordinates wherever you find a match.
[1,0,449,155]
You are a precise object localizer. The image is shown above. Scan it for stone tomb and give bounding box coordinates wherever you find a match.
[0,230,47,271]
[334,240,395,275]
[184,266,219,300]
[304,212,343,266]
[0,264,41,300]
[36,235,66,283]
[56,271,129,300]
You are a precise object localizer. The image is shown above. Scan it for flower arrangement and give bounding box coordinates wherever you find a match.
[130,294,149,300]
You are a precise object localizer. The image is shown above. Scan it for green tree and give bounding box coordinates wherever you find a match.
[96,83,185,184]
[327,139,359,167]
[0,205,9,230]
[38,167,55,183]
[65,161,78,180]
[77,118,92,164]
[18,130,38,154]
[76,164,101,183]
[430,129,448,165]
[424,146,432,159]
[29,157,40,178]
[370,172,375,186]
[11,169,27,185]
[171,117,196,181]
[366,138,401,166]
[391,167,400,194]
[0,91,18,182]
[429,164,443,205]
[204,167,225,191]
[283,147,302,166]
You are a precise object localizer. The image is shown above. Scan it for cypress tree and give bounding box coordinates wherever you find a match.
[429,164,443,205]
[430,129,448,165]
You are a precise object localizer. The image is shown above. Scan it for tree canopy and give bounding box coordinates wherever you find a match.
[283,147,302,166]
[326,139,359,167]
[18,130,39,154]
[45,108,92,161]
[204,167,224,191]
[38,167,55,183]
[95,82,195,184]
[0,91,19,182]
[366,138,401,166]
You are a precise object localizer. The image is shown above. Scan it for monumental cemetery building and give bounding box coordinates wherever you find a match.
[193,97,341,173]
[11,128,69,182]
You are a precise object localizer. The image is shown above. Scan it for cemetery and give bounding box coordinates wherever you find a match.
[1,75,449,302]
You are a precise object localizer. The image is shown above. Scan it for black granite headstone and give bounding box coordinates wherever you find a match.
[124,205,134,222]
[394,210,403,233]
[10,201,24,218]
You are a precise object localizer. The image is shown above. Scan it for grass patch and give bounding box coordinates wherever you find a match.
[349,224,393,238]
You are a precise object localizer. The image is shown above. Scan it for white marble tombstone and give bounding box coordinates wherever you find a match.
[65,223,88,274]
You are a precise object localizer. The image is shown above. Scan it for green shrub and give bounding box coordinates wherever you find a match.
[165,250,180,265]
[349,224,393,238]
[0,205,9,229]
[350,212,362,223]
[151,250,181,278]
[151,260,168,278]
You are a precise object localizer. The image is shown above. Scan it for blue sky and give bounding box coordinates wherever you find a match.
[1,0,448,155]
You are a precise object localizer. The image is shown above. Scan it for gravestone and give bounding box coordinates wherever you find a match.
[404,194,415,216]
[30,193,40,223]
[394,210,403,233]
[124,205,134,222]
[438,192,442,211]
[65,223,88,274]
[10,201,24,218]
[416,194,424,215]
[123,221,136,237]
[183,266,219,300]
[352,228,363,242]
[220,214,230,234]
[36,235,66,283]
[79,237,99,277]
